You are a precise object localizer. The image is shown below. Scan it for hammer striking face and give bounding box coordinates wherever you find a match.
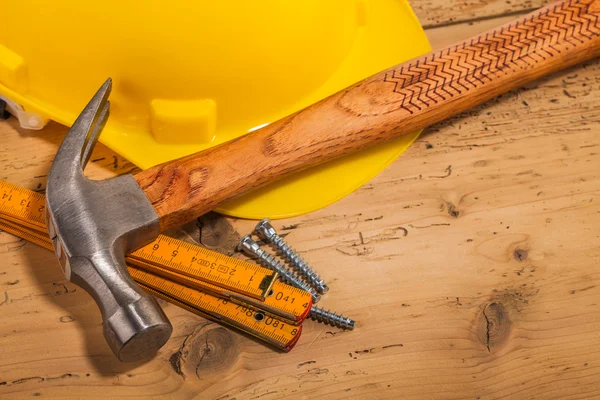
[45,80,172,362]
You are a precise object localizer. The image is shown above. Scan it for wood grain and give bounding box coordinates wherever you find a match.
[136,0,600,231]
[412,0,553,28]
[1,1,600,398]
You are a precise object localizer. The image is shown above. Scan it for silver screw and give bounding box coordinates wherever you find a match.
[254,219,329,294]
[309,306,355,330]
[239,235,321,303]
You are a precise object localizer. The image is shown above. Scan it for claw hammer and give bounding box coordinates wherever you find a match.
[44,0,600,361]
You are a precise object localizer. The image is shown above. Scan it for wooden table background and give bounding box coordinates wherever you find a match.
[2,0,600,398]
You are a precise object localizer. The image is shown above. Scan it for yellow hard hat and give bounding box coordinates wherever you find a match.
[0,1,429,219]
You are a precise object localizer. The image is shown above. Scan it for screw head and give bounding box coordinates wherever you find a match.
[238,234,260,256]
[254,218,277,242]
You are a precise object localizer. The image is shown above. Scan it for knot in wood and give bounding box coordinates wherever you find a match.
[447,203,460,218]
[478,302,511,352]
[198,212,241,255]
[514,248,528,262]
[172,322,239,380]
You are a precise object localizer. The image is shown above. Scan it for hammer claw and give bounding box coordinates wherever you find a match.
[81,99,110,168]
[63,78,112,172]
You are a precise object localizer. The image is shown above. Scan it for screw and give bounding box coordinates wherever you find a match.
[309,306,355,330]
[238,235,321,303]
[254,219,329,294]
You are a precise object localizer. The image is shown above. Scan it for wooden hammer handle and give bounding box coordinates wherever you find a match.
[136,0,600,230]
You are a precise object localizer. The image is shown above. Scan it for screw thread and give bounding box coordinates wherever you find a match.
[271,234,329,294]
[309,306,355,330]
[255,248,321,303]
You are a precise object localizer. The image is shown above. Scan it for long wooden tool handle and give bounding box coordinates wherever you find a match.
[136,0,600,230]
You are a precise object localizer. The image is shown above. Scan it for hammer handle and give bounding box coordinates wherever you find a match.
[136,0,600,231]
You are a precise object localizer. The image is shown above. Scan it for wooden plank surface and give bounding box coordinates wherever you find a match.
[412,0,551,28]
[1,1,600,398]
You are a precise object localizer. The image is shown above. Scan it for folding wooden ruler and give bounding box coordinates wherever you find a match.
[0,180,313,351]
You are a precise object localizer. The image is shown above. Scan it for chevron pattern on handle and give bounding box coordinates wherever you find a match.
[380,0,600,115]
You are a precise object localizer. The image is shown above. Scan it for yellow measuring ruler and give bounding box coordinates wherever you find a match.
[0,180,312,323]
[0,220,301,350]
[0,218,52,250]
[131,268,301,352]
[0,180,46,231]
[129,240,312,323]
[131,260,311,323]
[0,180,311,349]
[131,235,275,300]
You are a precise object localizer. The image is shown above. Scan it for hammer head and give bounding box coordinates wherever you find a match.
[45,79,172,361]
